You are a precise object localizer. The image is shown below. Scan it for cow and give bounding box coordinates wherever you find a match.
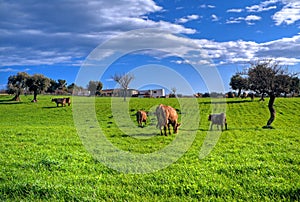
[65,97,71,106]
[156,104,181,136]
[241,92,248,99]
[51,98,66,107]
[248,93,255,101]
[136,110,147,128]
[208,113,227,131]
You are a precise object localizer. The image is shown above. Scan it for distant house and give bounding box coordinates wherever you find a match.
[101,89,114,97]
[138,89,165,98]
[101,89,138,97]
[74,89,90,96]
[100,88,165,98]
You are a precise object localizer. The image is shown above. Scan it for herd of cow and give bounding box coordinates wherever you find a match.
[137,104,227,136]
[51,98,227,134]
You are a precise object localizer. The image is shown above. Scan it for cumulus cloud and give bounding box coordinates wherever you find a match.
[244,0,300,25]
[0,0,196,67]
[246,0,279,12]
[1,0,300,70]
[112,31,300,67]
[161,33,300,66]
[272,1,300,25]
[208,33,300,66]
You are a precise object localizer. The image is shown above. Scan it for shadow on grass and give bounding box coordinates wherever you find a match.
[0,99,23,105]
[200,100,254,105]
[42,106,59,109]
[198,127,261,132]
[130,133,158,138]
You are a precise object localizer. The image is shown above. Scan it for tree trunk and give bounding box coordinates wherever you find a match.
[237,88,242,97]
[12,92,21,101]
[266,94,276,126]
[259,93,265,101]
[32,91,38,102]
[123,89,127,102]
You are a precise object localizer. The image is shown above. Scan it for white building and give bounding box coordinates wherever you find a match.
[138,89,165,98]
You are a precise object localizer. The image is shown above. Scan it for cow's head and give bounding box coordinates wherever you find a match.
[174,123,181,134]
[208,114,212,121]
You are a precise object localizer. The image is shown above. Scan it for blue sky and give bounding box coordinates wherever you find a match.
[1,0,300,94]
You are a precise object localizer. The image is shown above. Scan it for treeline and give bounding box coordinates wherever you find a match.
[6,72,102,102]
[229,64,300,100]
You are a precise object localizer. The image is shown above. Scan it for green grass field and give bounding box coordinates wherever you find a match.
[0,95,299,201]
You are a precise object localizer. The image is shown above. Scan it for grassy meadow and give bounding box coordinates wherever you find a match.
[0,94,299,201]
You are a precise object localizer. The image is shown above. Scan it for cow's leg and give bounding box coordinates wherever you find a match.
[210,124,213,130]
[172,123,177,134]
[164,126,167,136]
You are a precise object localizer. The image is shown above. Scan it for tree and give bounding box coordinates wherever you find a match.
[46,79,59,94]
[26,74,51,102]
[7,72,30,101]
[170,87,177,98]
[290,76,300,97]
[57,79,67,93]
[46,79,68,94]
[87,81,103,96]
[229,73,248,97]
[112,73,134,101]
[247,60,294,128]
[67,83,82,94]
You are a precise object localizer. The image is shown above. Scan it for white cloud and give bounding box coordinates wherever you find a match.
[0,0,197,67]
[1,0,300,70]
[226,15,261,25]
[226,17,244,24]
[246,5,277,12]
[245,15,262,21]
[227,8,244,13]
[0,67,30,72]
[199,4,215,9]
[211,14,219,21]
[273,1,300,25]
[164,33,300,66]
[177,15,200,23]
[246,0,278,12]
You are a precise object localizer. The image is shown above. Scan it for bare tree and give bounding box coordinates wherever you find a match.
[112,73,134,101]
[170,87,177,98]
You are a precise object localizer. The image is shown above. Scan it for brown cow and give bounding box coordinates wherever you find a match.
[208,113,227,131]
[136,110,147,128]
[156,104,181,136]
[65,97,71,106]
[51,98,66,107]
